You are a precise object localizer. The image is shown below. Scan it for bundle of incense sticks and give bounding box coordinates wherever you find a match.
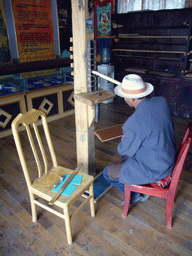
[92,70,121,86]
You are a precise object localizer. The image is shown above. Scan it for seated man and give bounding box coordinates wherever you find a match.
[103,74,176,205]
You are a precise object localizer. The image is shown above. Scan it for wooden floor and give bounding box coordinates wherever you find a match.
[0,100,192,256]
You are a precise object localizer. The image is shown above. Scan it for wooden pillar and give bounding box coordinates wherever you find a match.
[71,0,95,175]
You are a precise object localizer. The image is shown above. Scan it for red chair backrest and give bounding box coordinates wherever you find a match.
[170,122,192,189]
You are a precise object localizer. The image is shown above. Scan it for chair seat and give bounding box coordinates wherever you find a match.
[32,166,94,208]
[153,175,171,188]
[130,184,169,199]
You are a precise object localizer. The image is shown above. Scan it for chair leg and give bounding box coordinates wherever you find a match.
[30,194,37,222]
[166,196,174,229]
[63,205,72,245]
[122,185,131,218]
[89,183,95,217]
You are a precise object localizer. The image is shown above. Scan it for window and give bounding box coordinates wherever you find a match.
[117,0,189,13]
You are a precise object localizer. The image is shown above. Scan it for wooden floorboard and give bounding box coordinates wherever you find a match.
[0,100,192,256]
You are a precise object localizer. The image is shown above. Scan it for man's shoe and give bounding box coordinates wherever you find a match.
[140,194,150,202]
[121,194,150,206]
[130,193,143,205]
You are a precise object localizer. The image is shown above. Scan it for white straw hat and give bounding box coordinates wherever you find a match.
[114,74,154,99]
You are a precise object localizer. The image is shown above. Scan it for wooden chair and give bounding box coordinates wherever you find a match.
[122,122,192,229]
[11,109,95,244]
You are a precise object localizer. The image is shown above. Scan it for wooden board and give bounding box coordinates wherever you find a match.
[94,124,123,142]
[74,89,116,106]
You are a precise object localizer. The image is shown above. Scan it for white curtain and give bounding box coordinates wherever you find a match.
[117,0,188,13]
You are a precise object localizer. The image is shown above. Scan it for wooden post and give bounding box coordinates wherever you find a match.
[71,0,95,175]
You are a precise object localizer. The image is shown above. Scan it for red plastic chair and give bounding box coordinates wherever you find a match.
[122,122,192,229]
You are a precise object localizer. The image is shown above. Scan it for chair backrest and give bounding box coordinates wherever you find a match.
[11,109,58,188]
[169,122,192,191]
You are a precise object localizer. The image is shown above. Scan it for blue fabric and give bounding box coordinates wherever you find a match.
[103,167,124,193]
[103,167,139,198]
[118,96,176,185]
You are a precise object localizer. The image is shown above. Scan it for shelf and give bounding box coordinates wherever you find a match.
[113,49,186,55]
[113,25,190,30]
[123,67,177,77]
[115,54,185,61]
[74,89,115,106]
[0,58,72,76]
[114,54,155,59]
[158,57,185,61]
[148,71,176,77]
[118,35,188,39]
[116,40,188,45]
[111,9,192,79]
[125,68,148,74]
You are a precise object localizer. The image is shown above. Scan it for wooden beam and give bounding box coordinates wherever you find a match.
[71,0,95,175]
[71,0,87,95]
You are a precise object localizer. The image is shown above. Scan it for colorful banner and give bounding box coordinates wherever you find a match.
[11,0,56,62]
[95,0,115,39]
[97,3,111,38]
[0,0,11,64]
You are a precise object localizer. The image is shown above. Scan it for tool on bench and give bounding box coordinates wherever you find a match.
[49,164,83,205]
[60,174,67,181]
[53,174,67,188]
